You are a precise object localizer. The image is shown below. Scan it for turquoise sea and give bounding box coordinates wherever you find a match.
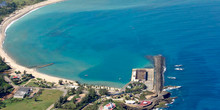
[4,0,220,109]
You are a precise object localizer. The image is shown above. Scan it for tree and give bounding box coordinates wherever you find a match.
[68,88,76,95]
[76,88,82,95]
[99,89,109,96]
[88,88,97,99]
[58,80,63,85]
[51,82,55,87]
[34,97,37,102]
[3,86,7,93]
[58,96,67,104]
[54,102,60,108]
[140,93,146,100]
[0,57,11,72]
[23,70,27,74]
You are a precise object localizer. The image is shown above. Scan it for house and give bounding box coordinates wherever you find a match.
[14,87,32,98]
[11,74,20,79]
[125,100,136,104]
[103,103,116,110]
[126,85,132,89]
[65,84,79,89]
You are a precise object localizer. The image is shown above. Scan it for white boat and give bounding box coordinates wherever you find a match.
[167,76,176,80]
[175,68,184,70]
[163,86,181,91]
[174,64,183,67]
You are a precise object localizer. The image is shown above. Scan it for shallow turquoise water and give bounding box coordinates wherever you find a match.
[4,0,220,109]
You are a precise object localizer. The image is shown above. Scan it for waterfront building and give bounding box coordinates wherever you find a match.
[131,68,154,90]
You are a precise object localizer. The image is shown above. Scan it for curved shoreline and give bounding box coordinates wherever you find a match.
[0,0,77,84]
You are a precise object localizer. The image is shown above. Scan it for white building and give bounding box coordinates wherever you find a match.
[125,100,136,104]
[103,103,116,110]
[14,87,31,98]
[65,84,79,89]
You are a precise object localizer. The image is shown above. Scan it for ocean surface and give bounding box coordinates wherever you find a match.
[4,0,220,109]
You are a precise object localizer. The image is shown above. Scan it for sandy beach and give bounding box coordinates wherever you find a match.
[0,0,77,84]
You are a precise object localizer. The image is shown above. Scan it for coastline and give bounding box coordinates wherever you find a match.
[0,0,77,84]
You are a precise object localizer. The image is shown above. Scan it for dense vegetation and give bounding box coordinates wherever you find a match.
[0,0,45,23]
[83,103,99,110]
[77,89,98,109]
[0,74,13,98]
[99,89,109,96]
[54,88,99,110]
[0,57,10,72]
[0,57,12,109]
[0,57,12,98]
[125,82,147,93]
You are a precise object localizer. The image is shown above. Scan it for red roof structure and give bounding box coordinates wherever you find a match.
[12,76,18,79]
[139,101,152,107]
[103,103,116,110]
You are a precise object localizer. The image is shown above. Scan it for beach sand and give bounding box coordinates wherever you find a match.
[0,0,77,84]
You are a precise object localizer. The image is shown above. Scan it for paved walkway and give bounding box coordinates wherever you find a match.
[120,81,133,92]
[22,78,33,86]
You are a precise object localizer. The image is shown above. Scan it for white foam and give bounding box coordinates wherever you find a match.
[170,99,175,104]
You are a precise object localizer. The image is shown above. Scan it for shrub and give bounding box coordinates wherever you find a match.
[99,89,109,96]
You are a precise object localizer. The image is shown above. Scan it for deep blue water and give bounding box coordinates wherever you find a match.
[4,0,220,109]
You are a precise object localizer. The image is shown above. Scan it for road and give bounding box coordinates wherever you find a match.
[4,76,18,88]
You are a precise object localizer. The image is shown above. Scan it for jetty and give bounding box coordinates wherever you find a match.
[153,55,166,95]
[28,63,54,69]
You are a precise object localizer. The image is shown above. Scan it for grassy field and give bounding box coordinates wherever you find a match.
[25,79,40,87]
[3,89,63,110]
[25,78,54,88]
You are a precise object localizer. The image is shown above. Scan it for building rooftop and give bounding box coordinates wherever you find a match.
[139,101,152,106]
[14,87,31,98]
[136,70,148,80]
[103,103,116,110]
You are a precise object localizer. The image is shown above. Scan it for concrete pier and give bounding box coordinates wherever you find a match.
[153,55,166,95]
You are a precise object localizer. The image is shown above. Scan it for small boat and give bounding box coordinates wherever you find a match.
[175,68,184,71]
[174,64,183,67]
[163,86,181,91]
[84,74,88,77]
[168,76,176,80]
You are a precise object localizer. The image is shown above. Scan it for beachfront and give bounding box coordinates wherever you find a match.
[0,0,73,84]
